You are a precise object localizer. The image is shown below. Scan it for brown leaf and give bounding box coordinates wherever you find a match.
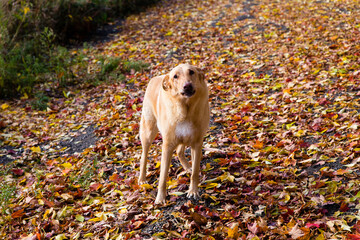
[190,212,207,226]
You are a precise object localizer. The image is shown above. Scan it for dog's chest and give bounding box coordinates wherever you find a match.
[175,121,194,142]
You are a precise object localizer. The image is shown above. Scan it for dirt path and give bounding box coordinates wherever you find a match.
[1,0,360,239]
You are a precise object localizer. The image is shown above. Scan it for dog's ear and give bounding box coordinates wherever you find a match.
[196,67,205,81]
[162,75,171,91]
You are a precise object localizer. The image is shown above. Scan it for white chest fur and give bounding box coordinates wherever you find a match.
[175,121,194,140]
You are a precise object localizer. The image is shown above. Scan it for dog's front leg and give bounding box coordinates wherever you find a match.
[187,144,202,199]
[155,142,175,204]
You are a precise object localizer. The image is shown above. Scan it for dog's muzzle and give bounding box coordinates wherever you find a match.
[182,82,195,97]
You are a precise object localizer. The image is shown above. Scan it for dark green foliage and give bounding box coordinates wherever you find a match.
[0,0,155,99]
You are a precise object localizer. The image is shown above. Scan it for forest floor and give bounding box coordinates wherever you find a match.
[1,0,360,239]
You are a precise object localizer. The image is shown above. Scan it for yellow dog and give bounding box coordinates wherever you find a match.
[139,64,210,204]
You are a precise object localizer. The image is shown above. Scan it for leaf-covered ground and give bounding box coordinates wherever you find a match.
[1,0,360,239]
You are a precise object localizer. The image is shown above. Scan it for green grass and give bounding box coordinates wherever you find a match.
[0,183,16,214]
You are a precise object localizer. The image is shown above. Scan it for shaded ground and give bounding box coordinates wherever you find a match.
[1,0,360,239]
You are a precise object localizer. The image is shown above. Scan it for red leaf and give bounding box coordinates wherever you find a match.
[12,168,24,176]
[340,202,350,212]
[306,223,320,228]
[347,234,360,240]
[43,198,55,208]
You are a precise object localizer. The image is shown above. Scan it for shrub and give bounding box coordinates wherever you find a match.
[0,0,156,99]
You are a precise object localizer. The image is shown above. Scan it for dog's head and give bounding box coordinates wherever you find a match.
[162,64,205,98]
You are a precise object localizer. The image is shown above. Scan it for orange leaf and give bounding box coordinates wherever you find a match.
[132,220,144,229]
[109,173,121,183]
[89,183,102,191]
[11,209,24,219]
[253,140,263,149]
[283,88,292,95]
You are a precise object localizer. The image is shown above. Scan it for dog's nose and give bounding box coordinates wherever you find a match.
[183,82,193,92]
[182,82,195,97]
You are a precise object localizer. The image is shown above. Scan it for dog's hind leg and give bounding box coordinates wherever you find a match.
[176,144,191,173]
[138,116,158,184]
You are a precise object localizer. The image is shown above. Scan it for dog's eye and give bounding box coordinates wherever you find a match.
[189,70,195,75]
[174,74,178,79]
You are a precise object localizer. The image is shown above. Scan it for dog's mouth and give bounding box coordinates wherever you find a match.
[182,90,195,97]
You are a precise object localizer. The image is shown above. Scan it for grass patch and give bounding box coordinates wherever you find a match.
[0,182,16,214]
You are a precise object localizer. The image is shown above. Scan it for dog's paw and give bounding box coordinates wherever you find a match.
[138,179,148,185]
[187,189,200,200]
[185,167,192,174]
[154,196,166,205]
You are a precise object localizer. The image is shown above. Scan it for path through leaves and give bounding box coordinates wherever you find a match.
[1,0,360,239]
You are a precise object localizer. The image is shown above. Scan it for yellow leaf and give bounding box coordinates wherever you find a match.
[316,232,325,240]
[169,191,185,196]
[55,234,67,240]
[205,182,220,189]
[141,183,153,190]
[295,130,305,137]
[220,172,235,182]
[43,208,52,220]
[167,179,178,188]
[84,233,93,238]
[165,31,173,36]
[89,217,102,222]
[23,7,30,15]
[1,103,9,110]
[228,222,239,239]
[21,93,28,100]
[61,162,72,169]
[284,193,291,203]
[76,214,84,222]
[155,161,161,169]
[31,146,41,153]
[115,95,122,102]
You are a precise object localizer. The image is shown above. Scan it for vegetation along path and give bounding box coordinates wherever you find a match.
[1,0,360,239]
